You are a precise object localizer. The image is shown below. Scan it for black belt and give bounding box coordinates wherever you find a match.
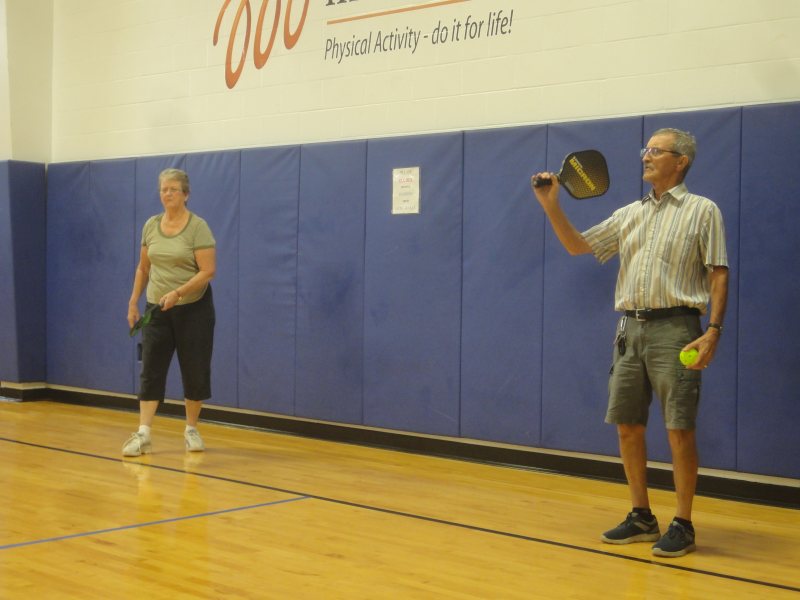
[624,307,700,321]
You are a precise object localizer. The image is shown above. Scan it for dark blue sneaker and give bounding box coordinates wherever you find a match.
[652,520,696,557]
[601,511,660,544]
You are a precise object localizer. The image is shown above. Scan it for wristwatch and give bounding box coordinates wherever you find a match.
[707,322,723,333]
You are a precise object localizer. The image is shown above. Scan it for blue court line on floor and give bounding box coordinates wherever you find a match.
[0,496,308,551]
[1,436,798,594]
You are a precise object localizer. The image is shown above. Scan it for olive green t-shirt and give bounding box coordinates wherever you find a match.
[142,212,216,305]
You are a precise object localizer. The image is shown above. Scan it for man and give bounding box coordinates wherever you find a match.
[531,128,729,557]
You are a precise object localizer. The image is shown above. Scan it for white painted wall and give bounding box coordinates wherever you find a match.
[44,0,800,162]
[6,0,52,162]
[0,0,14,160]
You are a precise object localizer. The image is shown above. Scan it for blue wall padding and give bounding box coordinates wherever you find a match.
[363,133,463,435]
[37,102,800,479]
[738,102,800,478]
[0,162,46,381]
[134,155,186,399]
[184,151,241,407]
[294,141,367,423]
[644,108,742,470]
[9,162,47,381]
[238,146,300,413]
[541,117,643,457]
[460,126,547,446]
[46,160,135,391]
[0,164,15,378]
[46,162,88,385]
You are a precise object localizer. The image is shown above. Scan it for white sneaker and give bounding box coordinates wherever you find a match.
[122,432,152,457]
[184,428,205,452]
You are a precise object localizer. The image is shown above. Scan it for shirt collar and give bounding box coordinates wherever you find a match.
[643,182,689,204]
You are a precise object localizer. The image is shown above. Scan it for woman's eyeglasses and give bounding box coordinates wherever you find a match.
[160,187,184,195]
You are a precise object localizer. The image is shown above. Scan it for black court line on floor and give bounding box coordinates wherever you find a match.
[44,391,800,509]
[1,436,798,594]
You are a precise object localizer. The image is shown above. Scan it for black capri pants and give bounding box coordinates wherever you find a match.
[138,286,215,402]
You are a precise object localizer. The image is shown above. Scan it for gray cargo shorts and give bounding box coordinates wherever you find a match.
[606,313,703,430]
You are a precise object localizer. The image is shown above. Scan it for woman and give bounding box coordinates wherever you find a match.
[123,168,216,457]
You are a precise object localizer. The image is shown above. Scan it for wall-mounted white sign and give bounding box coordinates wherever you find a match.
[392,166,421,214]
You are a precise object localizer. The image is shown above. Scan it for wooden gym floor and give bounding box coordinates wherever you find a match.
[0,400,798,599]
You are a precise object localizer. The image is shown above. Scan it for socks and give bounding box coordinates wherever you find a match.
[137,425,200,438]
[632,508,693,530]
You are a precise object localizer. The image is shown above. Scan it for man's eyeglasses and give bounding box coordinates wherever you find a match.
[640,147,682,158]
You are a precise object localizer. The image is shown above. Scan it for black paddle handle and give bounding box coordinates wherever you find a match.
[532,174,557,188]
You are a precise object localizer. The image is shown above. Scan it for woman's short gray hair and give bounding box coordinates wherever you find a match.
[158,168,190,195]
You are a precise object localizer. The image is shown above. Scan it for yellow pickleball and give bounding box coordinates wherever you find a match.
[679,348,699,366]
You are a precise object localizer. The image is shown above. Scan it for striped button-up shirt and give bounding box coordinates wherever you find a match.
[582,183,728,314]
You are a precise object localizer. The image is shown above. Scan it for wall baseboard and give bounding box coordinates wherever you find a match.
[0,383,48,400]
[41,388,800,509]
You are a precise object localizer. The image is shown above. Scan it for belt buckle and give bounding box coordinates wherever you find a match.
[633,308,649,321]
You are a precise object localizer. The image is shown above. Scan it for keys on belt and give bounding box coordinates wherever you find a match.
[614,315,627,356]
